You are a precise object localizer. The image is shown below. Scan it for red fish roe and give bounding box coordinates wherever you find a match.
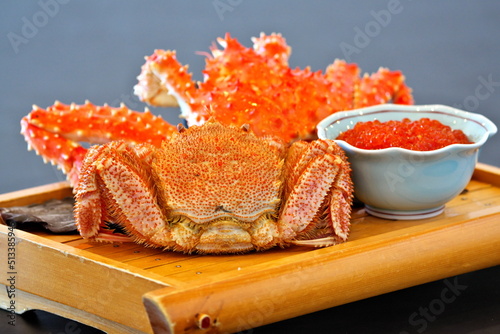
[336,118,472,151]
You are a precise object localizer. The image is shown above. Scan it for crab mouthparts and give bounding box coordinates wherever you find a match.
[196,220,254,253]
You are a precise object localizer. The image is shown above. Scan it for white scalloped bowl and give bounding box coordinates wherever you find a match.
[317,104,497,220]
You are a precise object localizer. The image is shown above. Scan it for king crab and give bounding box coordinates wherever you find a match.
[134,33,413,142]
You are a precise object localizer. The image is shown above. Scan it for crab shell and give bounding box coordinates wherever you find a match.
[74,119,353,254]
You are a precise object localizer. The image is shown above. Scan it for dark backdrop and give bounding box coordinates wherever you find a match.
[1,1,500,192]
[0,2,500,333]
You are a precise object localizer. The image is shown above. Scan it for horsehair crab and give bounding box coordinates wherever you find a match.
[36,117,353,254]
[134,32,414,142]
[19,106,353,255]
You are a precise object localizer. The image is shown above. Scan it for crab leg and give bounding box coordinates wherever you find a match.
[279,140,353,246]
[326,59,414,108]
[250,32,291,67]
[283,140,348,197]
[134,50,204,125]
[21,117,87,187]
[279,154,343,242]
[75,141,174,247]
[21,101,177,186]
[354,67,414,107]
[324,59,361,112]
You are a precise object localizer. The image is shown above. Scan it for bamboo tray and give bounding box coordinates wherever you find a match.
[1,162,500,334]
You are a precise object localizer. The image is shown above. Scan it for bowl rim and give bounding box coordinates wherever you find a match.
[317,104,498,155]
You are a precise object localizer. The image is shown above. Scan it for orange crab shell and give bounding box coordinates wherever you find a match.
[153,121,285,224]
[73,120,353,254]
[20,101,178,186]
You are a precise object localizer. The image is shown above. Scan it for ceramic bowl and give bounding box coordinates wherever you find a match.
[317,104,497,220]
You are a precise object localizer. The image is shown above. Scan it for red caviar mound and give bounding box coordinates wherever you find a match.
[336,118,472,151]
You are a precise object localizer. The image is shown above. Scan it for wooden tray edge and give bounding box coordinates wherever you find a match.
[143,213,500,333]
[473,162,500,187]
[0,285,145,334]
[0,181,72,207]
[0,224,185,289]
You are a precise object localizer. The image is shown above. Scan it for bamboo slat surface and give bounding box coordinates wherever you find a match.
[1,162,499,334]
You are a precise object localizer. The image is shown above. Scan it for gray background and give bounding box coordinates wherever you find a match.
[0,1,499,333]
[1,1,499,194]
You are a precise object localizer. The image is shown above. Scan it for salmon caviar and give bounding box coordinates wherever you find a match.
[336,118,472,151]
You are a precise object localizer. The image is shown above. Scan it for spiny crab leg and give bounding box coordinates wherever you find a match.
[353,66,414,107]
[20,100,177,187]
[21,117,87,188]
[279,140,353,247]
[134,50,204,125]
[250,32,291,67]
[325,59,414,109]
[75,141,172,247]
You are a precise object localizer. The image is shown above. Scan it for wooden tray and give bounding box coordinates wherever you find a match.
[1,162,500,334]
